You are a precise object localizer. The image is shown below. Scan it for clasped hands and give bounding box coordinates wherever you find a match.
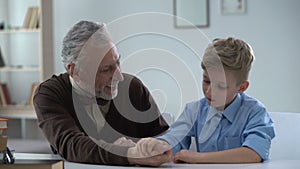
[113,137,195,166]
[112,137,171,166]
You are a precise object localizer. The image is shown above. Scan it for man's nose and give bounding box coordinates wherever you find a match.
[113,66,124,81]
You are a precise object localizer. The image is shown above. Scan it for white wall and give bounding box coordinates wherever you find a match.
[53,0,300,118]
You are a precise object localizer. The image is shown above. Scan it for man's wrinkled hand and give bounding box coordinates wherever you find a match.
[127,143,172,167]
[136,138,171,157]
[113,137,136,147]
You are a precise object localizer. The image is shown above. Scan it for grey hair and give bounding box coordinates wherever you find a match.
[61,20,110,70]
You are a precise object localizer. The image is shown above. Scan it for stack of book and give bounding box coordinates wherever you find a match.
[0,118,64,168]
[0,118,8,152]
[23,6,40,29]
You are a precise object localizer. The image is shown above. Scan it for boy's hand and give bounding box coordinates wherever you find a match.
[173,149,200,163]
[135,137,171,157]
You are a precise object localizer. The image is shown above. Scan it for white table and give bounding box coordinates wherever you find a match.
[65,160,300,169]
[13,153,300,169]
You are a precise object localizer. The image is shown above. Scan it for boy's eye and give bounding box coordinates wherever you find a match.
[218,85,227,90]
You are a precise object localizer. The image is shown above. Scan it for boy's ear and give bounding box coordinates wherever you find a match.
[238,81,249,93]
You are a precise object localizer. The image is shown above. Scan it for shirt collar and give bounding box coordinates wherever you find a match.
[69,76,94,99]
[222,93,242,123]
[70,76,110,106]
[206,107,223,121]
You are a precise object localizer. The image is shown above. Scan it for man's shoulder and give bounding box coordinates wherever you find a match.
[41,73,69,85]
[121,73,144,87]
[122,73,140,81]
[37,72,71,94]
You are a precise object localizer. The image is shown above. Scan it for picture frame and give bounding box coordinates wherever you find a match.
[221,0,246,14]
[174,0,209,28]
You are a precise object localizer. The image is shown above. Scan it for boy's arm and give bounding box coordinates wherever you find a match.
[157,102,199,151]
[174,146,261,163]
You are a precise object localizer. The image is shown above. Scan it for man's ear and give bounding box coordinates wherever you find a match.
[238,81,249,93]
[67,63,76,77]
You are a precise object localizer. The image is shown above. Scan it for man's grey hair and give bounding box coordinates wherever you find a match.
[61,20,110,70]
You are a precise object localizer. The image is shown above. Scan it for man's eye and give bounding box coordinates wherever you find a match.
[203,80,210,84]
[100,67,111,72]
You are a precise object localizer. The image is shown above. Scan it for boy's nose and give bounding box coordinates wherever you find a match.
[206,85,212,94]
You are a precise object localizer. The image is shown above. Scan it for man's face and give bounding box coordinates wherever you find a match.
[202,69,241,110]
[74,43,124,99]
[95,46,124,99]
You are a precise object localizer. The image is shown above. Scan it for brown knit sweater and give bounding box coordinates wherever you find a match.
[33,73,168,165]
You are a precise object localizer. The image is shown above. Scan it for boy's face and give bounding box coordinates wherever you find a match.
[202,69,243,110]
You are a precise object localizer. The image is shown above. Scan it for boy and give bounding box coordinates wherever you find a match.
[136,37,275,163]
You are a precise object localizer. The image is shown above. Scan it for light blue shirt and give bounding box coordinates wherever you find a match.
[157,93,275,160]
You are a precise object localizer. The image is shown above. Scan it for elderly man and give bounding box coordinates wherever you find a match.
[33,20,170,166]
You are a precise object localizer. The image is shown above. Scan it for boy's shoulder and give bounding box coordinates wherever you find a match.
[186,98,206,106]
[184,98,208,112]
[240,93,266,111]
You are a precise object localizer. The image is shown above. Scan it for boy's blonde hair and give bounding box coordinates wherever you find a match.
[201,37,255,84]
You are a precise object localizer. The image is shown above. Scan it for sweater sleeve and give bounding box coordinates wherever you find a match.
[128,75,169,136]
[33,75,130,165]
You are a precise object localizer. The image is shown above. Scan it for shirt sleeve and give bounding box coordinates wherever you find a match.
[242,108,275,161]
[128,75,169,137]
[157,102,199,153]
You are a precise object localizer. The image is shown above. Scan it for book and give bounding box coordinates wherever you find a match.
[0,87,5,106]
[28,7,39,29]
[35,7,41,29]
[23,7,40,29]
[28,83,39,105]
[0,159,64,169]
[0,135,7,151]
[0,118,8,130]
[0,83,11,106]
[0,47,5,67]
[22,7,34,29]
[0,118,8,151]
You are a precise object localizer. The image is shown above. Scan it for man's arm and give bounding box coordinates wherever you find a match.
[33,78,129,165]
[34,75,171,166]
[128,74,169,136]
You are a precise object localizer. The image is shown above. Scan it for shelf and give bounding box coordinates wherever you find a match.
[0,66,40,72]
[0,0,53,140]
[0,29,40,34]
[0,105,36,119]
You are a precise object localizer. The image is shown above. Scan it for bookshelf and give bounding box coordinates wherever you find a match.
[0,0,53,139]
